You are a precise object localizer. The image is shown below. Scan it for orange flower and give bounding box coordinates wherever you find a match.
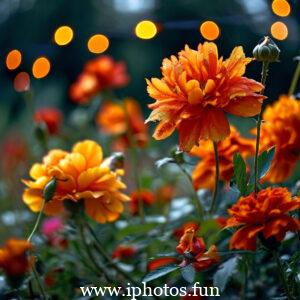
[227,187,300,250]
[129,189,155,215]
[173,222,199,239]
[0,239,32,277]
[34,107,63,134]
[257,95,300,183]
[190,126,255,190]
[156,185,175,203]
[70,56,129,104]
[147,257,179,271]
[22,140,130,223]
[96,98,148,149]
[112,245,136,260]
[146,42,266,151]
[176,227,220,272]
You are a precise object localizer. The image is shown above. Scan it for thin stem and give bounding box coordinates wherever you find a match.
[84,220,139,286]
[77,219,113,282]
[27,198,45,242]
[178,164,204,218]
[288,59,300,96]
[273,252,293,300]
[254,61,269,195]
[31,265,47,300]
[209,141,219,214]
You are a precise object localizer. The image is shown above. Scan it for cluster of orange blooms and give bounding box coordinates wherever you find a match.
[96,98,148,150]
[70,56,129,104]
[34,107,63,135]
[22,140,129,223]
[0,239,32,277]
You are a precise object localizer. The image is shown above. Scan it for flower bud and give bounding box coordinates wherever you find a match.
[253,36,280,63]
[170,147,185,164]
[43,177,57,202]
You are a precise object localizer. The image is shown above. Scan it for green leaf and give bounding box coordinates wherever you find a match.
[213,257,239,292]
[116,223,158,239]
[233,153,247,196]
[43,177,57,202]
[257,147,275,179]
[181,264,195,283]
[142,264,180,283]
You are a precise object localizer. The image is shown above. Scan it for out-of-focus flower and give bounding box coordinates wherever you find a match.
[256,95,300,183]
[112,245,136,260]
[22,140,130,223]
[215,216,227,229]
[129,189,155,215]
[156,185,175,203]
[190,126,255,190]
[96,98,148,150]
[41,217,67,248]
[177,227,220,271]
[227,187,300,250]
[146,42,266,151]
[70,56,129,104]
[0,239,32,277]
[0,133,27,176]
[34,107,63,135]
[173,222,199,239]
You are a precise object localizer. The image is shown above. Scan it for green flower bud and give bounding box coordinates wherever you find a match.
[43,177,57,202]
[170,147,185,164]
[253,36,280,63]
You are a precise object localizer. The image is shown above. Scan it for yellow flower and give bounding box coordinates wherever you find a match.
[23,140,129,223]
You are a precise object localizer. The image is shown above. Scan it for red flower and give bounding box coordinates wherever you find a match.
[70,56,129,104]
[112,245,137,260]
[129,189,155,215]
[34,107,63,134]
[147,257,179,271]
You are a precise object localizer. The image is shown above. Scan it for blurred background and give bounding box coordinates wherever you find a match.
[0,0,299,238]
[0,0,299,115]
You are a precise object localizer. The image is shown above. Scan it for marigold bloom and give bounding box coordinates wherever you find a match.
[34,107,63,134]
[96,98,148,149]
[129,189,155,215]
[112,245,136,260]
[70,56,129,104]
[156,185,175,203]
[22,140,130,223]
[146,42,266,151]
[176,227,220,272]
[173,222,199,239]
[257,95,300,183]
[190,126,255,190]
[227,187,300,250]
[0,239,32,277]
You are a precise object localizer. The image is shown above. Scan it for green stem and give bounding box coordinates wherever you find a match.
[288,59,300,96]
[273,252,293,300]
[27,198,45,242]
[209,141,219,214]
[178,164,204,218]
[77,219,113,282]
[31,264,47,300]
[84,220,139,286]
[254,61,269,195]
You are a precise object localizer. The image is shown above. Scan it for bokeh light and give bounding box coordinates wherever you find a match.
[32,57,51,79]
[54,25,74,46]
[13,72,30,92]
[272,0,291,17]
[6,49,22,70]
[271,21,288,40]
[135,20,157,39]
[200,21,220,41]
[87,34,110,54]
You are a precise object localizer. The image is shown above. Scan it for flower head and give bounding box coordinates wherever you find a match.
[112,245,136,260]
[227,187,300,250]
[176,226,220,272]
[22,140,130,223]
[190,126,255,190]
[129,189,155,215]
[34,107,63,135]
[0,239,32,277]
[70,56,129,104]
[41,217,67,248]
[96,98,148,150]
[257,95,300,183]
[146,42,266,151]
